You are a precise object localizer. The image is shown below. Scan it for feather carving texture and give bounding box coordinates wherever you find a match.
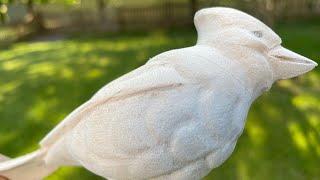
[0,7,317,180]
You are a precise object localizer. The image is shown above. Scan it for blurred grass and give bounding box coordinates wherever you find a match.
[0,22,319,180]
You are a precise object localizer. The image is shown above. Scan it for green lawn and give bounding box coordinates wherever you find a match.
[0,22,319,180]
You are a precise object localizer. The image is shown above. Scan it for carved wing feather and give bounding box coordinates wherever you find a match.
[40,62,187,147]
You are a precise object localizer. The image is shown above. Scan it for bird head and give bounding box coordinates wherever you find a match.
[194,7,317,99]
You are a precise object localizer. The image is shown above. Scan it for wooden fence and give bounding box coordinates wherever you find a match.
[116,3,194,30]
[2,0,320,35]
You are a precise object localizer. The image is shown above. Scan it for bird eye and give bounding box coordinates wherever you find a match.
[253,30,263,38]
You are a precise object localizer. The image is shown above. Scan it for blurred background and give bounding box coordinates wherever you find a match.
[0,0,319,179]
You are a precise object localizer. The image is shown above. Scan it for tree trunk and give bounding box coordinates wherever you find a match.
[26,0,45,32]
[116,7,124,31]
[164,2,173,27]
[27,0,35,16]
[0,3,7,24]
[190,0,197,17]
[97,0,107,23]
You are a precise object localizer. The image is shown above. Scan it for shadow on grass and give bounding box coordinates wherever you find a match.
[0,23,319,180]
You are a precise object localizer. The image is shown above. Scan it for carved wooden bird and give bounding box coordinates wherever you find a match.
[0,7,317,180]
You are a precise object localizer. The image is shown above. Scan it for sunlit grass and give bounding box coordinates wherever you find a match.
[0,22,319,180]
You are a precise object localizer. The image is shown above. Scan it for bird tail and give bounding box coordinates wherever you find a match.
[0,149,57,180]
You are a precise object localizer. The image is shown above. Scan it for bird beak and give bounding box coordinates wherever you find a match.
[268,46,317,81]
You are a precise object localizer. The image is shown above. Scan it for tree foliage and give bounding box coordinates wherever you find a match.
[0,0,79,23]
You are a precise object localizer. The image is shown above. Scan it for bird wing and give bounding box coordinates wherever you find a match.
[40,61,188,147]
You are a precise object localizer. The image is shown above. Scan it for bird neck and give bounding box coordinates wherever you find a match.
[194,43,273,101]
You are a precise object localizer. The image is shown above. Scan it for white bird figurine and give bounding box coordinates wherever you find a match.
[0,7,317,180]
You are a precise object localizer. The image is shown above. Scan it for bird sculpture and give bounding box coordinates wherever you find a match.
[0,7,317,180]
